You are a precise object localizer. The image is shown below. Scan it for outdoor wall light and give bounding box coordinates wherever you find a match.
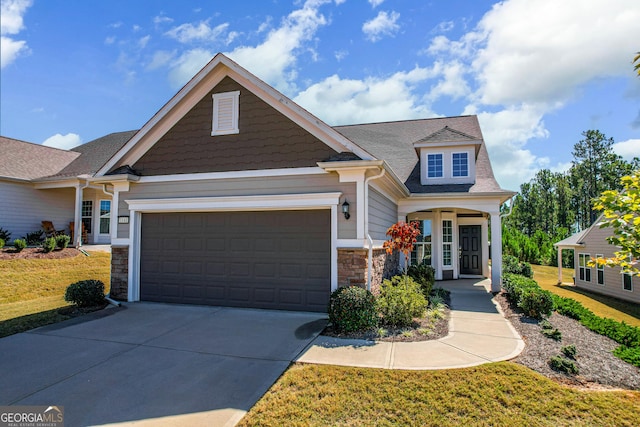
[342,200,350,220]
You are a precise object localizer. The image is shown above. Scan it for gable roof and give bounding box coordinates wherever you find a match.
[0,136,80,181]
[414,125,479,145]
[97,53,374,176]
[554,228,590,248]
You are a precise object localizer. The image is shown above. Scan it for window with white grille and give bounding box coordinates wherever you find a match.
[212,91,240,136]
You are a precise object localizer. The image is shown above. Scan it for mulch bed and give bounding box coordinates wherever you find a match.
[0,247,81,260]
[495,292,640,390]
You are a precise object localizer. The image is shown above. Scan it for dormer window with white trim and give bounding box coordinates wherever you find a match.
[452,152,468,177]
[212,90,240,136]
[427,153,443,178]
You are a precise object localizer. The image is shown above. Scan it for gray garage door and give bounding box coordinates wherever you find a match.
[139,210,331,312]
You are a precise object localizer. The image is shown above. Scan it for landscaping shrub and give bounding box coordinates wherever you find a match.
[613,346,640,367]
[0,238,4,249]
[431,287,449,301]
[549,355,579,375]
[561,344,577,359]
[503,255,534,278]
[541,327,562,341]
[519,288,554,319]
[0,227,10,242]
[13,239,26,252]
[64,280,105,307]
[328,286,377,333]
[23,230,44,246]
[56,234,71,249]
[377,275,428,327]
[406,263,435,298]
[42,237,56,253]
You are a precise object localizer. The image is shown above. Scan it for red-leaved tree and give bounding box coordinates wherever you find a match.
[383,221,421,258]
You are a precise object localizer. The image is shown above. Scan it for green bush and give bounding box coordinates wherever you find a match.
[613,346,640,366]
[13,239,27,252]
[64,280,105,307]
[23,230,44,245]
[503,255,534,278]
[541,328,562,341]
[56,234,71,249]
[0,227,10,242]
[561,344,577,359]
[377,275,428,327]
[407,263,436,298]
[328,286,378,333]
[0,238,4,249]
[549,356,579,375]
[519,288,554,319]
[42,237,56,253]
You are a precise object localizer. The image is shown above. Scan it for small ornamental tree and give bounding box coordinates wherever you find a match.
[383,221,421,262]
[588,170,640,276]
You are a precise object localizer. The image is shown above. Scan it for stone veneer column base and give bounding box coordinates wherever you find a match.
[110,246,129,301]
[337,248,398,295]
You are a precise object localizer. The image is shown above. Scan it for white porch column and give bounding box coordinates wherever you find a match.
[73,183,85,247]
[490,211,502,292]
[557,247,563,283]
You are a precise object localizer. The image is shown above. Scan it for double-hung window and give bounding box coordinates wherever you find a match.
[410,220,432,266]
[442,220,453,267]
[427,154,443,178]
[596,254,604,285]
[81,200,93,234]
[99,200,111,234]
[452,152,468,177]
[578,253,591,282]
[623,272,633,292]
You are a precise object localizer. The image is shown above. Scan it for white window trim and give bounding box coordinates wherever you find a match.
[579,253,591,283]
[212,90,240,136]
[98,199,111,236]
[451,152,469,178]
[442,218,454,269]
[596,254,605,285]
[426,152,444,179]
[622,272,633,292]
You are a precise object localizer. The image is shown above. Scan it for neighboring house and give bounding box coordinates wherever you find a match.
[1,53,513,312]
[555,221,639,304]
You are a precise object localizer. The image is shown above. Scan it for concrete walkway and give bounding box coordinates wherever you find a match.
[297,278,525,370]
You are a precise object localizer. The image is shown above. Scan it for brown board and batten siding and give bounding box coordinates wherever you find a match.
[575,225,640,304]
[116,174,358,239]
[131,77,338,176]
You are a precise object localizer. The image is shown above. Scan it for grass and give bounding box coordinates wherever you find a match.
[532,264,640,327]
[0,251,111,337]
[239,363,640,427]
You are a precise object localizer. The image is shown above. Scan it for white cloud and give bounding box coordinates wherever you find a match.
[42,133,82,150]
[368,0,384,7]
[146,50,176,71]
[153,14,173,26]
[138,35,151,49]
[433,20,454,33]
[168,48,213,88]
[613,139,640,161]
[0,0,32,68]
[104,36,116,45]
[362,11,400,42]
[294,67,436,125]
[334,49,348,61]
[165,20,229,43]
[225,0,332,95]
[425,61,471,102]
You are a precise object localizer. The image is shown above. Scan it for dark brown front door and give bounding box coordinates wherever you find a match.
[139,210,331,312]
[459,225,482,275]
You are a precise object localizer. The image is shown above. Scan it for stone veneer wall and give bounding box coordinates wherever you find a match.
[110,246,129,300]
[337,248,398,295]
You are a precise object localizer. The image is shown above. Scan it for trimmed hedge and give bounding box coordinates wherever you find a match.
[64,280,105,307]
[328,286,378,333]
[502,273,554,319]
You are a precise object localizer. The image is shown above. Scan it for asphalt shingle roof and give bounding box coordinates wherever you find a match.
[0,136,80,180]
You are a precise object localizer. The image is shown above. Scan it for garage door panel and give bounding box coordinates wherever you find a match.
[140,211,330,312]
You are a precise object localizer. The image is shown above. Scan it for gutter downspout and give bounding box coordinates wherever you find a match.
[500,196,515,220]
[364,168,386,291]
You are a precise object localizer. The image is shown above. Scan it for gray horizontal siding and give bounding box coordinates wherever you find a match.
[368,188,397,240]
[0,181,75,241]
[116,173,356,239]
[575,225,640,304]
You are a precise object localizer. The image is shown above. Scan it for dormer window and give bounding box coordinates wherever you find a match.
[212,90,240,136]
[452,152,468,177]
[427,154,443,178]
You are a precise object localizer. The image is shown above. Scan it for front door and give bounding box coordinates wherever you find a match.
[459,225,482,275]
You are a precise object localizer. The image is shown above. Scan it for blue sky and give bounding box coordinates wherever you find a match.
[1,0,638,191]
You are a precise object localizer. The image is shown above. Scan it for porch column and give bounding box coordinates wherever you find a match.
[490,211,502,293]
[73,183,85,247]
[557,247,563,283]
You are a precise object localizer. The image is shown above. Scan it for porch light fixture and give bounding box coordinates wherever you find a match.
[342,200,350,220]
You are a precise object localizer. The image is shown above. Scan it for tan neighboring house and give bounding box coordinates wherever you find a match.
[1,53,514,312]
[555,220,639,304]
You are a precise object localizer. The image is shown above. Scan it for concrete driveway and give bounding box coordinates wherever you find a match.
[0,303,327,426]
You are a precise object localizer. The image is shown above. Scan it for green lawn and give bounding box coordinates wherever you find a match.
[531,264,640,327]
[239,363,640,426]
[0,251,111,337]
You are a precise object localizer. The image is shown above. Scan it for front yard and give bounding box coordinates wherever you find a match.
[0,249,111,337]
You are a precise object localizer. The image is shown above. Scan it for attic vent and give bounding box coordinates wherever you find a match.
[212,90,240,136]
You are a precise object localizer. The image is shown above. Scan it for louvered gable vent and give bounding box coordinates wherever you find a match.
[212,90,240,135]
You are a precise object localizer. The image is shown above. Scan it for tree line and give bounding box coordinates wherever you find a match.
[502,130,639,267]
